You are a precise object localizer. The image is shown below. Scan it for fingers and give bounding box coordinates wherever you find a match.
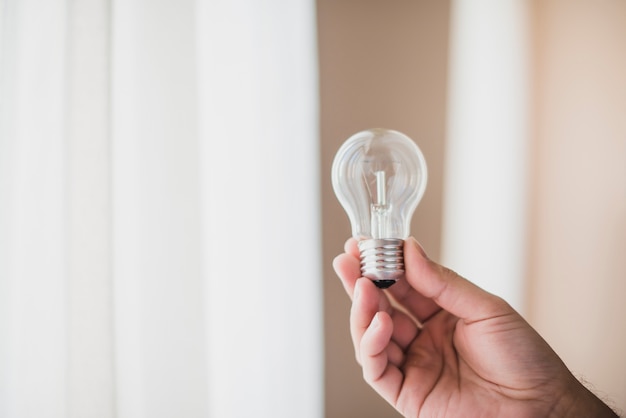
[385,270,442,324]
[334,238,441,323]
[333,238,440,326]
[333,251,419,361]
[403,237,513,323]
[343,237,360,259]
[350,278,391,362]
[334,236,512,324]
[333,251,361,297]
[360,312,392,380]
[352,279,404,405]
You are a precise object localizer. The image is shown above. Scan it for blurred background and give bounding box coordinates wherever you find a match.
[1,0,625,417]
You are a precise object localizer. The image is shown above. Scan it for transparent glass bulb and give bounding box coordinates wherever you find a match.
[332,128,427,288]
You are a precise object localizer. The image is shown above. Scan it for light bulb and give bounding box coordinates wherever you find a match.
[332,128,427,288]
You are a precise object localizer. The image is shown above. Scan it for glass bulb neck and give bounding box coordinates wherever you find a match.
[357,238,405,288]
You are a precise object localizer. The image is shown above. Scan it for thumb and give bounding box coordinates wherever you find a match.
[404,237,512,323]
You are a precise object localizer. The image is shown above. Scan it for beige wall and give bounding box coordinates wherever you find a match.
[529,0,626,412]
[317,1,450,416]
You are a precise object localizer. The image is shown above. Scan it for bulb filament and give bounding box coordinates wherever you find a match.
[376,171,386,206]
[372,170,390,239]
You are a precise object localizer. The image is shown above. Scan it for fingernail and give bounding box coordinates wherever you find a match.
[371,312,381,329]
[353,279,361,300]
[409,237,428,258]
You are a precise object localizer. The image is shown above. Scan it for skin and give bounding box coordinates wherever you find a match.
[333,237,618,418]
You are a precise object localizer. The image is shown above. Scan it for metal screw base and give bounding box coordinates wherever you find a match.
[358,238,404,288]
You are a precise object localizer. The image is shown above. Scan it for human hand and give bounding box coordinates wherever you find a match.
[333,237,617,417]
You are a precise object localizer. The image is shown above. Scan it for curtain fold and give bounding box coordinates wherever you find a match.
[197,1,321,416]
[442,0,530,312]
[0,0,322,417]
[111,0,207,416]
[0,1,69,416]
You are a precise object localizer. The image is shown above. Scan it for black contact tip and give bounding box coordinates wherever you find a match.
[373,280,396,289]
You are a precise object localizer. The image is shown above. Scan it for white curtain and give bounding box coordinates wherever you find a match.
[442,0,530,312]
[0,0,322,417]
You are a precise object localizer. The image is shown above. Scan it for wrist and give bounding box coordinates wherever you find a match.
[554,377,617,418]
